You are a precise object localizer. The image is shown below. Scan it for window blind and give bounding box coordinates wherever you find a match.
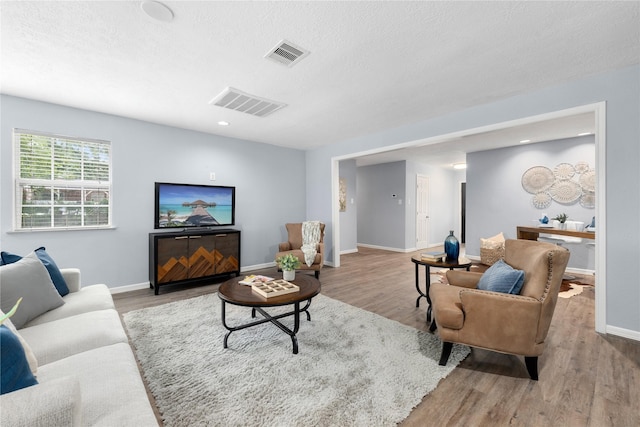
[13,129,112,230]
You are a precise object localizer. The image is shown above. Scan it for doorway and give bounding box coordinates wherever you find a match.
[332,102,605,333]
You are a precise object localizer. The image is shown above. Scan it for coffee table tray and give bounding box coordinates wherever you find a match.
[251,280,300,298]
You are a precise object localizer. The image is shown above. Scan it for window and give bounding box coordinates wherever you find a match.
[13,129,112,231]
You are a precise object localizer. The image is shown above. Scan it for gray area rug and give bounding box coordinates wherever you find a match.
[123,293,469,427]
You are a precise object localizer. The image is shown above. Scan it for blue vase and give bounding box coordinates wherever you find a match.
[444,230,460,262]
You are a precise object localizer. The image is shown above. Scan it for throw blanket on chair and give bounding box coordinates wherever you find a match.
[301,221,321,267]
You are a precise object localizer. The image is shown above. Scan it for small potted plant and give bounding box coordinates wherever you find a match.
[554,213,568,229]
[276,253,301,280]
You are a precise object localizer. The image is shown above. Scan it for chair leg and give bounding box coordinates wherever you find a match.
[439,342,453,366]
[315,271,320,279]
[525,356,539,381]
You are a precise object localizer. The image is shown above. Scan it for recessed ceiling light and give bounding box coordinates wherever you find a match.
[519,139,531,143]
[218,121,229,126]
[578,132,592,136]
[141,1,174,22]
[453,163,467,170]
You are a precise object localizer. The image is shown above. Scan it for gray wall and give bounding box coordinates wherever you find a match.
[305,65,640,336]
[1,95,307,289]
[466,136,595,270]
[356,162,406,249]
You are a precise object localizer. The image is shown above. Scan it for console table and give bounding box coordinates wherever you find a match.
[149,229,240,295]
[516,226,595,241]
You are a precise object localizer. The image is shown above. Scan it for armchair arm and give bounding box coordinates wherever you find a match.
[0,376,82,426]
[60,268,81,293]
[278,242,292,252]
[446,271,482,289]
[457,289,543,354]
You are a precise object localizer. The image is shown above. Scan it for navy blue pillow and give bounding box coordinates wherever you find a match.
[477,259,525,295]
[0,325,39,395]
[1,247,69,296]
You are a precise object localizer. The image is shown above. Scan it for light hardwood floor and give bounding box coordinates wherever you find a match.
[114,246,640,426]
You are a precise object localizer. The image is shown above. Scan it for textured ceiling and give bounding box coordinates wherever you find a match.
[1,1,639,158]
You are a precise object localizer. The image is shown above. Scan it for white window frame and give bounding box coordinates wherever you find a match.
[13,129,113,231]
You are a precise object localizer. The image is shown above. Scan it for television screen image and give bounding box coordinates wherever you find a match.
[155,183,235,229]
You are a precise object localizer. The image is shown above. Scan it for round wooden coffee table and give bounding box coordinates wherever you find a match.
[218,274,321,354]
[411,255,472,323]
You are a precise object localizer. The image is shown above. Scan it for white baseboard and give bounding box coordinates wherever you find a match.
[357,243,413,253]
[606,325,640,342]
[340,248,358,255]
[109,263,279,294]
[241,262,276,273]
[110,282,150,294]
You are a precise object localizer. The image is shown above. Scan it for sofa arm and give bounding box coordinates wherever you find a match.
[278,242,292,252]
[60,268,81,293]
[0,376,82,426]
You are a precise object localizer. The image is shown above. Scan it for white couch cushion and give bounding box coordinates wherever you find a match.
[23,284,114,327]
[37,343,158,426]
[0,376,82,426]
[19,309,128,365]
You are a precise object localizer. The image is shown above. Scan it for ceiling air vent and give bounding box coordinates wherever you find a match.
[209,87,286,117]
[265,40,310,67]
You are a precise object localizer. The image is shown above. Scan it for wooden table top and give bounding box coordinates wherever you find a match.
[411,255,473,268]
[517,225,596,240]
[218,274,321,307]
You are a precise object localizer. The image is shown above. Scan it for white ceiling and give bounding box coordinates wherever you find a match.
[1,1,639,164]
[355,111,597,167]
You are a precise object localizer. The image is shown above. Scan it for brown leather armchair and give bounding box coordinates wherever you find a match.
[429,239,570,380]
[275,223,325,278]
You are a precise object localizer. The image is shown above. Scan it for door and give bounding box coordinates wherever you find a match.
[416,175,430,249]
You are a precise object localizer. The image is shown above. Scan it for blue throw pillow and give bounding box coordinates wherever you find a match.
[477,259,525,295]
[1,247,69,296]
[0,325,39,394]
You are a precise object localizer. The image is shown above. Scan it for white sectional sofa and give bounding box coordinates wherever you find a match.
[1,268,158,426]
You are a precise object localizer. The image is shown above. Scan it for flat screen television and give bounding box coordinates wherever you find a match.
[154,182,235,229]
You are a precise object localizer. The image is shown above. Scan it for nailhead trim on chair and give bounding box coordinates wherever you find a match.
[538,251,555,302]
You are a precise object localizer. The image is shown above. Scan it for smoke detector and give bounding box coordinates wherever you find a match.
[209,87,286,117]
[264,40,310,67]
